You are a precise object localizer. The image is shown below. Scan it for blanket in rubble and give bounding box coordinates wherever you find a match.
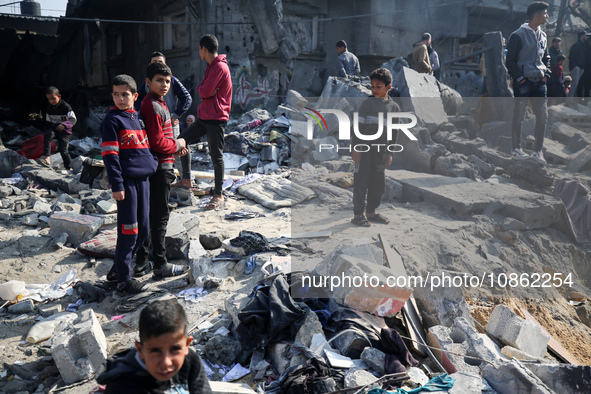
[237,175,316,210]
[235,275,307,351]
[553,178,591,245]
[229,230,288,256]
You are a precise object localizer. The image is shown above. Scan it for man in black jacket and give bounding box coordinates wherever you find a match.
[569,30,588,97]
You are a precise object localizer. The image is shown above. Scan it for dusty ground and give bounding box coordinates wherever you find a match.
[0,178,591,392]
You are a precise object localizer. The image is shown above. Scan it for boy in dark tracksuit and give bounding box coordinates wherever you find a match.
[97,299,212,393]
[351,68,400,227]
[40,86,77,170]
[102,75,157,294]
[136,62,189,279]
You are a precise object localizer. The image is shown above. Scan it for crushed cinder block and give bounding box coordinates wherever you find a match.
[344,368,378,388]
[486,305,549,359]
[48,212,103,245]
[52,194,82,214]
[7,299,35,314]
[165,210,200,260]
[267,342,291,374]
[290,309,323,368]
[525,363,591,394]
[51,309,107,384]
[483,359,553,393]
[566,145,591,173]
[361,347,386,375]
[38,304,62,318]
[96,200,117,214]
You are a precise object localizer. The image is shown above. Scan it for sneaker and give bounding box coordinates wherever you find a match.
[133,261,153,277]
[117,279,147,294]
[511,148,529,160]
[153,263,189,280]
[531,150,547,165]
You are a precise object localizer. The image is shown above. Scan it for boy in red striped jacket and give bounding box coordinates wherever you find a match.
[101,75,158,294]
[136,62,189,279]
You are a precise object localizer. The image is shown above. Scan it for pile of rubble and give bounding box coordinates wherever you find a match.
[0,61,591,394]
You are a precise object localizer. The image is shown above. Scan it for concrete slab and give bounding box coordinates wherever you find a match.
[525,363,591,394]
[165,210,200,260]
[386,170,563,229]
[551,122,584,145]
[483,359,554,394]
[566,145,591,173]
[538,138,572,165]
[485,305,549,359]
[209,381,257,394]
[548,105,591,128]
[48,212,103,245]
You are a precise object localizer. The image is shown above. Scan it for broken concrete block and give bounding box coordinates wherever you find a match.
[19,165,79,194]
[204,335,241,366]
[329,330,371,359]
[569,133,591,153]
[52,194,82,214]
[7,299,35,314]
[96,200,117,214]
[188,239,207,261]
[165,210,200,260]
[51,309,107,385]
[48,212,103,245]
[525,363,591,394]
[209,381,257,394]
[447,372,496,394]
[566,145,591,173]
[388,169,563,229]
[433,154,479,180]
[483,359,553,394]
[318,76,371,111]
[392,127,447,174]
[260,145,279,162]
[537,138,572,165]
[501,345,551,362]
[343,368,378,388]
[38,304,62,318]
[412,280,472,329]
[33,200,52,215]
[21,213,40,227]
[290,309,324,368]
[0,146,25,178]
[548,105,591,128]
[486,305,549,359]
[0,210,13,220]
[360,347,385,375]
[397,68,448,132]
[551,122,584,145]
[286,89,309,109]
[169,188,198,207]
[0,185,12,198]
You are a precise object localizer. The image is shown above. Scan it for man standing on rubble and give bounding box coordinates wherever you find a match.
[506,1,550,165]
[412,33,432,74]
[336,40,361,78]
[568,31,587,97]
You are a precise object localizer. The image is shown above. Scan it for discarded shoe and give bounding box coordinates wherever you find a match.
[152,263,189,280]
[133,261,153,277]
[117,279,147,294]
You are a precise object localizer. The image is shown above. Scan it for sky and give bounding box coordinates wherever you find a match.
[0,0,67,17]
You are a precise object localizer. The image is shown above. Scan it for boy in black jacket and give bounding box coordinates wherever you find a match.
[97,299,212,393]
[351,68,400,227]
[40,86,77,170]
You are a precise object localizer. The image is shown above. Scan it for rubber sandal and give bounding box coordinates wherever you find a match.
[367,213,390,224]
[38,157,51,168]
[351,215,371,227]
[205,195,224,211]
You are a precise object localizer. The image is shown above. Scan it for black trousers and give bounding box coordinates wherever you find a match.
[43,128,72,169]
[179,118,226,195]
[136,167,175,269]
[353,152,387,216]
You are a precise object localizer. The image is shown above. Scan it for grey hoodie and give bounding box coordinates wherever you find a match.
[506,23,550,83]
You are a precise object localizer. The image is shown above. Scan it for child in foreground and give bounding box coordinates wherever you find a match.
[97,298,212,393]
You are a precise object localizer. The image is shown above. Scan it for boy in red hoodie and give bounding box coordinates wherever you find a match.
[178,34,232,210]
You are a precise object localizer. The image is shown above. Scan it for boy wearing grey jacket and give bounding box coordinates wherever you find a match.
[506,1,550,165]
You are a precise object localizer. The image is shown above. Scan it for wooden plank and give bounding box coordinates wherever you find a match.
[378,233,406,275]
[520,307,579,365]
[291,230,332,239]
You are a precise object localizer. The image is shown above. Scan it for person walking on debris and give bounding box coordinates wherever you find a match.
[336,40,361,78]
[351,68,399,227]
[39,86,76,170]
[101,75,157,294]
[568,30,588,97]
[136,62,189,279]
[97,299,212,393]
[549,37,563,68]
[412,33,432,74]
[428,43,441,80]
[135,51,193,189]
[506,1,550,165]
[178,34,233,210]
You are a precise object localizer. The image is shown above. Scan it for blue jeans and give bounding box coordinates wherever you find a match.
[512,79,547,151]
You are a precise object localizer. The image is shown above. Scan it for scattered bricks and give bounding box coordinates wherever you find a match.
[361,347,386,375]
[204,335,241,366]
[96,200,117,214]
[486,305,550,359]
[343,369,379,388]
[48,212,103,245]
[38,304,62,318]
[50,309,107,385]
[267,342,291,374]
[483,359,553,394]
[7,299,35,314]
[525,363,591,394]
